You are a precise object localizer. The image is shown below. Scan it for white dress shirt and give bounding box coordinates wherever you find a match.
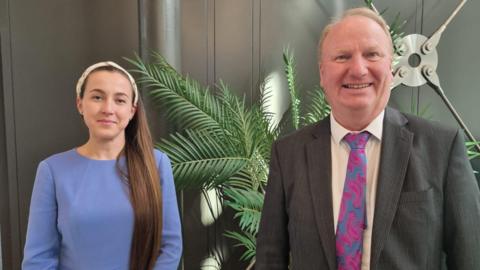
[330,111,384,270]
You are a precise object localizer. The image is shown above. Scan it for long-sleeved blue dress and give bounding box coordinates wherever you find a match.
[22,149,182,269]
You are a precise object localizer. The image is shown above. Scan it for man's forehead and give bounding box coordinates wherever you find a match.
[330,15,384,36]
[322,15,392,52]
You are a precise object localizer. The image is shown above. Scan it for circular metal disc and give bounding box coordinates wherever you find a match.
[394,34,438,87]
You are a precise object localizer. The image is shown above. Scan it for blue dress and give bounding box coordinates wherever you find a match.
[22,149,183,270]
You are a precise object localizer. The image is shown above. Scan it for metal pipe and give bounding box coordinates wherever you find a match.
[432,84,480,153]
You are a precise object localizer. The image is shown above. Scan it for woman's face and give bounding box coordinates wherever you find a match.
[77,70,136,143]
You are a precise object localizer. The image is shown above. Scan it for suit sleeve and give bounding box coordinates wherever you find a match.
[443,129,480,269]
[22,161,60,270]
[256,142,290,269]
[154,152,183,270]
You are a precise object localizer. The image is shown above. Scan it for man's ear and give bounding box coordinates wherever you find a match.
[319,62,325,89]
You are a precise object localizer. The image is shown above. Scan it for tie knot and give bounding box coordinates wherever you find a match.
[344,131,370,149]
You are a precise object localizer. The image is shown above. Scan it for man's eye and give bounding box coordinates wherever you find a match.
[92,95,102,101]
[335,55,349,62]
[116,99,127,104]
[366,52,381,59]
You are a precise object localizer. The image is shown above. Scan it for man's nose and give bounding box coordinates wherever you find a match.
[349,56,368,78]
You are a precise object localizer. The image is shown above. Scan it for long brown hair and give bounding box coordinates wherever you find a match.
[79,65,162,270]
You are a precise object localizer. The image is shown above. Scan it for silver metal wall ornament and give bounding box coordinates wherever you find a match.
[370,0,480,152]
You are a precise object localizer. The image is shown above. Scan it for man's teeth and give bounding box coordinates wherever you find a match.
[344,83,371,89]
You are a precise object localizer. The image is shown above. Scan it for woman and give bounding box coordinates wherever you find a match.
[22,61,182,269]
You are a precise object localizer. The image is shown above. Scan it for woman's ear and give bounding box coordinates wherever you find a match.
[76,97,83,115]
[130,105,137,120]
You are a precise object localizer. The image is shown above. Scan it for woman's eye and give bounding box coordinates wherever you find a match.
[92,95,102,101]
[116,99,127,104]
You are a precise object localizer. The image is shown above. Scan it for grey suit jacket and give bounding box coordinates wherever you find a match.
[256,107,480,270]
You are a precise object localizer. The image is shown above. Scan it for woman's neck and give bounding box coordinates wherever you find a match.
[77,137,125,160]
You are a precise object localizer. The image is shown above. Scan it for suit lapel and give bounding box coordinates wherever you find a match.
[370,108,413,269]
[306,119,336,270]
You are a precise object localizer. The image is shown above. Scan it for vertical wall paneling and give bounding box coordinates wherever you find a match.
[179,1,207,269]
[251,0,261,103]
[207,0,216,87]
[215,0,252,99]
[0,0,22,267]
[138,0,148,61]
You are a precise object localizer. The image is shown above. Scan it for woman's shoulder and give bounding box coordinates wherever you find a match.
[42,148,77,162]
[40,148,86,168]
[153,148,170,162]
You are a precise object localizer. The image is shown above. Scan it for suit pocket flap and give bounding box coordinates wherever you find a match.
[399,187,433,203]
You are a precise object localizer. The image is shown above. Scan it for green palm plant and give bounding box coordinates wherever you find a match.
[468,142,480,160]
[125,53,278,268]
[126,48,330,268]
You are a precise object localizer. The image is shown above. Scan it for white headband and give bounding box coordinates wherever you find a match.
[76,61,139,105]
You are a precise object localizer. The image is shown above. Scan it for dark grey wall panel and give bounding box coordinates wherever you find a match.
[215,0,254,101]
[427,0,479,138]
[0,29,8,270]
[1,0,22,267]
[180,1,211,269]
[182,0,209,86]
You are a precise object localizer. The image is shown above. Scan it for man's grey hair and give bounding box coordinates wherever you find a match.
[317,7,393,62]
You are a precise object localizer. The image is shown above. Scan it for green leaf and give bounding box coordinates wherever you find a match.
[466,141,480,160]
[125,54,225,135]
[157,130,249,190]
[304,86,331,125]
[223,188,264,234]
[283,48,301,129]
[224,231,257,261]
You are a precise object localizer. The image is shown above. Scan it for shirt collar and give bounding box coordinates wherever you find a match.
[330,110,384,145]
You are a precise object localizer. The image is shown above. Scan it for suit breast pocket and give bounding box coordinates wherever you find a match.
[398,187,434,204]
[380,187,438,269]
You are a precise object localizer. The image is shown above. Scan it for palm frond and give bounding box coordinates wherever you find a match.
[303,86,331,125]
[363,0,374,8]
[217,82,275,160]
[258,75,278,135]
[125,54,225,134]
[226,151,269,192]
[224,231,256,261]
[283,49,301,129]
[157,130,249,190]
[223,188,264,235]
[466,141,480,160]
[390,13,407,54]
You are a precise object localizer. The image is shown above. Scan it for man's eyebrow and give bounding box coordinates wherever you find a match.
[365,45,381,50]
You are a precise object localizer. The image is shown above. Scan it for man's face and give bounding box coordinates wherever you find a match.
[319,15,393,122]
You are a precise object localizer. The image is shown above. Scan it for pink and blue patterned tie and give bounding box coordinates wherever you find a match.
[336,131,370,270]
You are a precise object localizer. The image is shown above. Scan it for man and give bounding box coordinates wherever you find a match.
[256,7,480,270]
